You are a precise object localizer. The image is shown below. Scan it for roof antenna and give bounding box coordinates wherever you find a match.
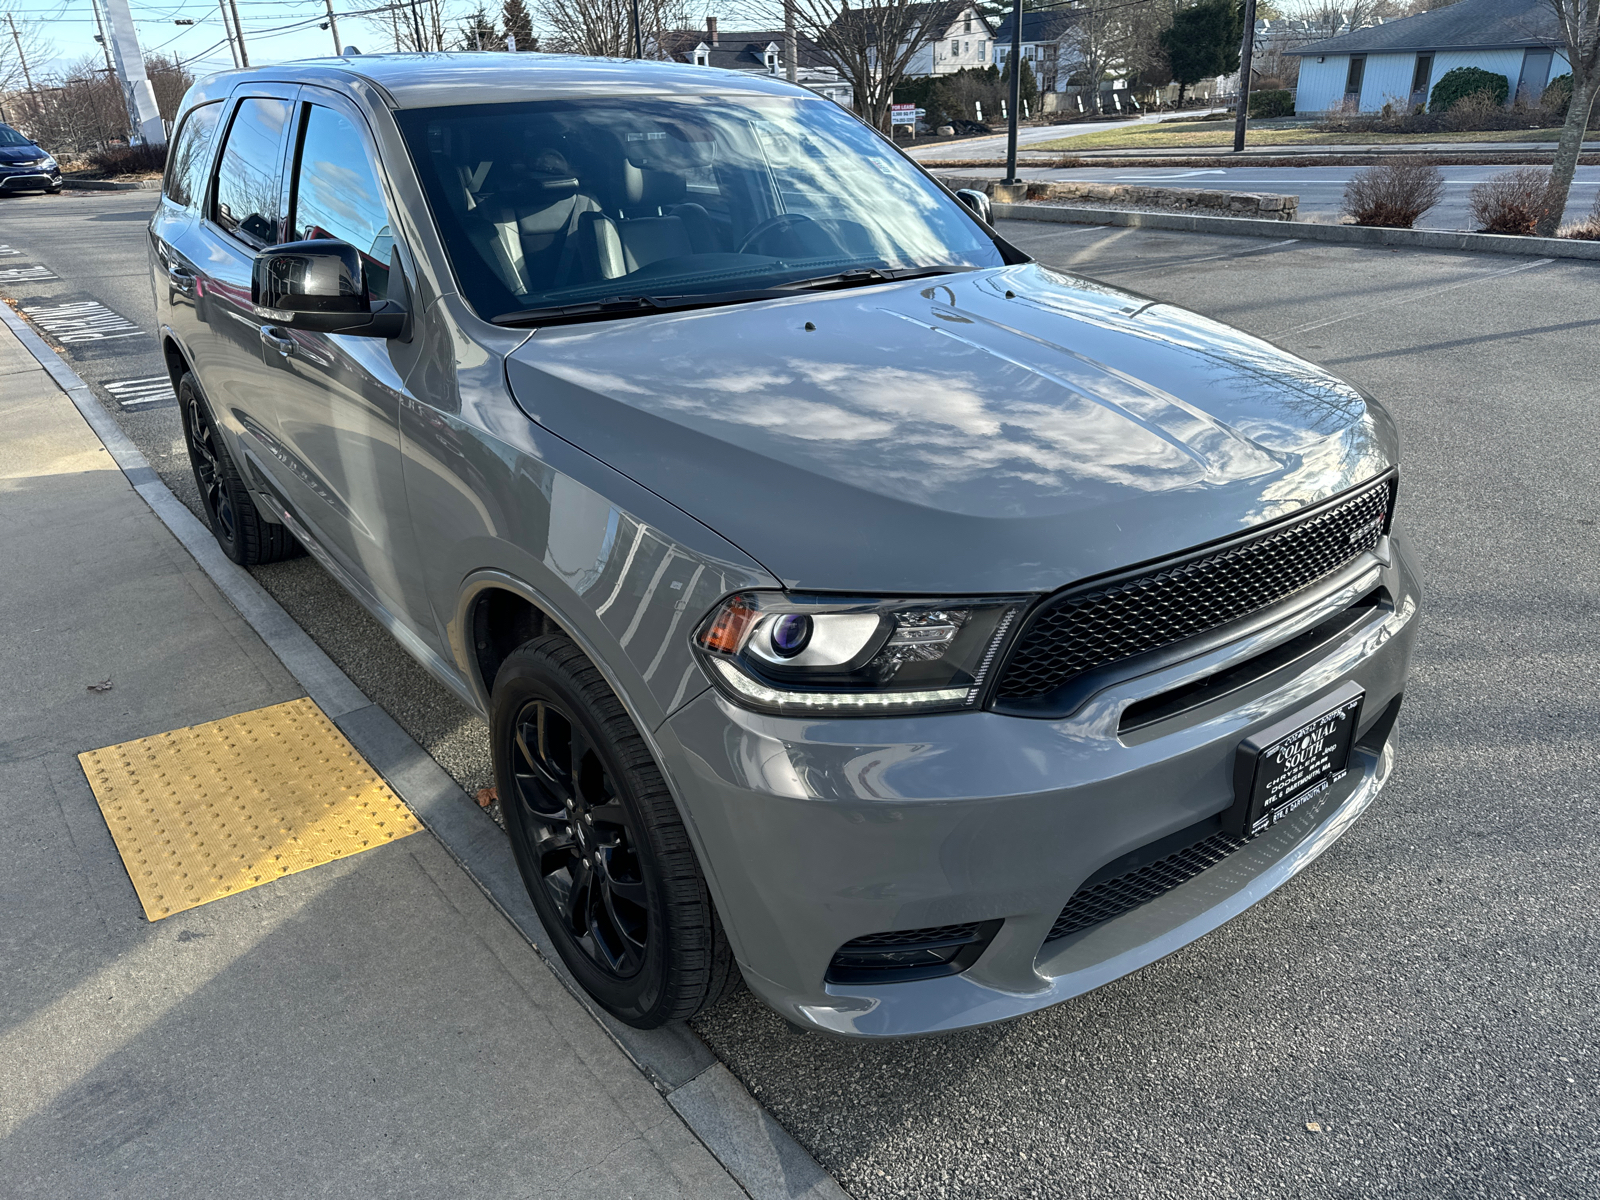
[341,44,361,54]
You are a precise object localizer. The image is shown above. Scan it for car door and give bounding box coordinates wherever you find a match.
[260,89,434,648]
[150,99,226,369]
[186,86,297,455]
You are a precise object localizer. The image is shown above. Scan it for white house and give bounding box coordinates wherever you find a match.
[659,18,852,106]
[898,3,995,77]
[1288,0,1568,114]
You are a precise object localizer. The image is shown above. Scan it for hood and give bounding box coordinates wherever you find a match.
[0,145,45,164]
[504,264,1396,595]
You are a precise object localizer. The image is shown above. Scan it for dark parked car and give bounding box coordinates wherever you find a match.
[149,54,1418,1037]
[0,123,60,193]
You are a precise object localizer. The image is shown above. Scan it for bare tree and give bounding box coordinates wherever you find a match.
[1538,0,1600,235]
[539,0,685,55]
[787,0,959,130]
[0,11,51,98]
[366,0,451,51]
[1059,0,1169,112]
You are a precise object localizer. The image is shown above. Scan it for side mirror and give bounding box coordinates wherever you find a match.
[252,238,407,338]
[955,188,992,226]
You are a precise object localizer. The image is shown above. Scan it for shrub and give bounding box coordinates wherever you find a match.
[86,142,167,176]
[1430,66,1509,113]
[1560,189,1600,240]
[1468,167,1559,235]
[1542,72,1573,116]
[1341,160,1445,228]
[1248,89,1294,119]
[1440,88,1508,132]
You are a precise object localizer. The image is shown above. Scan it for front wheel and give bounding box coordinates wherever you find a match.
[493,634,737,1027]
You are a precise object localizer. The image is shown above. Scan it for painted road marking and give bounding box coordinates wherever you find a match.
[21,299,144,342]
[0,264,56,282]
[1114,170,1227,179]
[104,375,173,408]
[0,244,21,256]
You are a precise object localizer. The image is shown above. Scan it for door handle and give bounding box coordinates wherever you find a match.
[259,325,296,357]
[166,264,196,293]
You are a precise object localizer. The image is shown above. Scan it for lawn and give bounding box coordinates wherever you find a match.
[1032,121,1577,151]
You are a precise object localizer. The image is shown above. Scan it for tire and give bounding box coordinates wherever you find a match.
[178,372,300,565]
[493,634,737,1027]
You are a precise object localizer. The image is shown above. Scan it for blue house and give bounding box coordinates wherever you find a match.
[1289,0,1567,114]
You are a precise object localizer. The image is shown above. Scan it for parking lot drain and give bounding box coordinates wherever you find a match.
[79,697,421,920]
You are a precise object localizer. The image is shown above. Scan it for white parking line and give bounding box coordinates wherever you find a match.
[1271,257,1555,337]
[0,265,55,281]
[103,375,173,408]
[21,299,144,342]
[0,244,21,257]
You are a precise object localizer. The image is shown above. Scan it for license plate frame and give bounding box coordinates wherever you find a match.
[1228,681,1365,838]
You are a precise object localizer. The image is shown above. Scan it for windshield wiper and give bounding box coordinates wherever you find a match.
[491,295,664,327]
[774,265,972,292]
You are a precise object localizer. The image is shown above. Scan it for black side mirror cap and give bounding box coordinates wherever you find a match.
[252,238,408,339]
[955,188,993,226]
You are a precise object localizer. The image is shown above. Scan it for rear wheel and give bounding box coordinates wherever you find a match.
[493,634,737,1027]
[178,372,300,565]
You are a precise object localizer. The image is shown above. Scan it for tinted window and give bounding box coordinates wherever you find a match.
[397,95,1002,321]
[0,124,31,148]
[164,102,223,210]
[213,97,291,247]
[291,105,392,302]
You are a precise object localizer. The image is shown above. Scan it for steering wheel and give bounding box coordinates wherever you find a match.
[737,212,818,255]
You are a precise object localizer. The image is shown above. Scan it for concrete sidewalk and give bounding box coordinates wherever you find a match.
[0,320,746,1195]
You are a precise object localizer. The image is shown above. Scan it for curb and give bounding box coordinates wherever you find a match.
[928,151,1600,170]
[0,303,851,1200]
[63,177,162,191]
[993,201,1600,261]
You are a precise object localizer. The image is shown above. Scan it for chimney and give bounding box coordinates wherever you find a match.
[707,16,718,44]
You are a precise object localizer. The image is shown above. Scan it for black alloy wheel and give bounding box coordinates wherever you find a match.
[186,383,238,551]
[493,634,737,1027]
[177,373,300,566]
[510,697,650,977]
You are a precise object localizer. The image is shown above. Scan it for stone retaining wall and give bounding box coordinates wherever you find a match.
[942,176,1298,221]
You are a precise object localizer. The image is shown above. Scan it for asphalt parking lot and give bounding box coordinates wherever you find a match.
[3,191,1595,1198]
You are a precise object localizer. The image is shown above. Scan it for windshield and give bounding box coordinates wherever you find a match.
[396,94,1003,322]
[0,125,34,148]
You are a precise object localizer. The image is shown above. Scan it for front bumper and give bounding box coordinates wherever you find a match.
[0,167,60,190]
[662,535,1420,1037]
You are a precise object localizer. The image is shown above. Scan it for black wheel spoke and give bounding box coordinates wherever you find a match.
[506,695,650,983]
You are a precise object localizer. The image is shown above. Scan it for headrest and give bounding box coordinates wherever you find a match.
[623,163,688,208]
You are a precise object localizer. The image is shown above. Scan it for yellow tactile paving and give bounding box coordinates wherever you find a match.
[79,697,421,921]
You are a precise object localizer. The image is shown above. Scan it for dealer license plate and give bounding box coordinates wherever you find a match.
[1229,682,1364,838]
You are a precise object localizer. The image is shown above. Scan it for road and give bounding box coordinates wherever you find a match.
[935,162,1600,228]
[5,190,1597,1199]
[907,109,1230,162]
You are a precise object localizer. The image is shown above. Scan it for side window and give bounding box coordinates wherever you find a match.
[213,97,292,247]
[290,104,393,302]
[163,102,223,210]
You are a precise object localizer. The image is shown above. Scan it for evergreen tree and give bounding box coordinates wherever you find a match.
[458,5,502,49]
[1160,0,1243,105]
[501,0,534,50]
[1001,55,1039,113]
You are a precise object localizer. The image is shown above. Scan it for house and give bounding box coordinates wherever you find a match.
[658,18,852,106]
[900,3,995,78]
[992,10,1079,94]
[1287,0,1567,114]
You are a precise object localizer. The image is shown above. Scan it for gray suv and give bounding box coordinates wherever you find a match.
[149,55,1418,1037]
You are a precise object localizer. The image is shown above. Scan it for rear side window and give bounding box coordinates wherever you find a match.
[163,102,223,210]
[290,104,393,301]
[213,97,292,247]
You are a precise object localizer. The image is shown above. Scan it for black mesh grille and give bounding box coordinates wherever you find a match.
[1046,831,1244,942]
[998,478,1392,701]
[838,923,980,949]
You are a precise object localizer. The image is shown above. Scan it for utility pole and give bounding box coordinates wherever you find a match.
[217,0,239,66]
[630,0,641,57]
[784,0,797,84]
[1003,0,1022,184]
[324,0,341,53]
[1233,0,1257,153]
[228,0,249,65]
[7,14,35,97]
[90,0,116,75]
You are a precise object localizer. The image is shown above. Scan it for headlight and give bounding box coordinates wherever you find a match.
[696,591,1029,715]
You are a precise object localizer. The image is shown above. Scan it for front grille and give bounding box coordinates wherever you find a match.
[839,923,981,948]
[997,476,1393,702]
[1045,831,1244,942]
